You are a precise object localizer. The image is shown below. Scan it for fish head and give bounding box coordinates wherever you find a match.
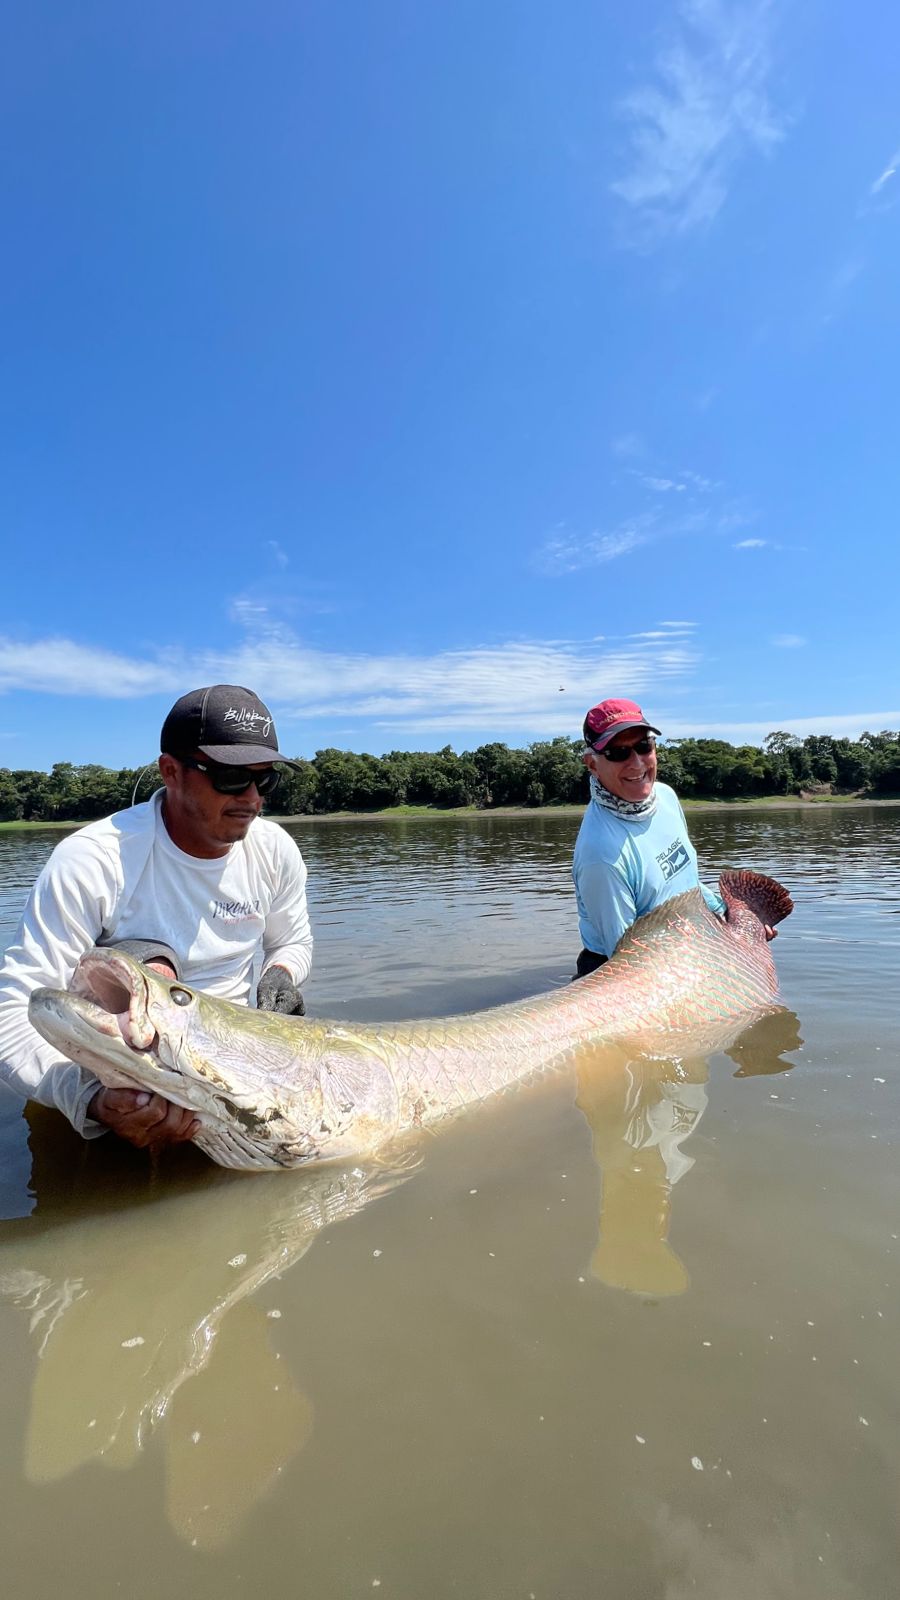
[29,950,401,1170]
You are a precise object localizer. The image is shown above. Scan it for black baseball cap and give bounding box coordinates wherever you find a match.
[160,685,290,766]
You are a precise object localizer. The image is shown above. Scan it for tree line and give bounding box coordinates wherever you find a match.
[1,731,898,822]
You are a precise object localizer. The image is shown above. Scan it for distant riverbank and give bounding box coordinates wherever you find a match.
[272,795,900,822]
[2,794,898,832]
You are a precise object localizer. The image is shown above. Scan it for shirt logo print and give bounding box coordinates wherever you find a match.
[656,839,690,882]
[212,898,262,923]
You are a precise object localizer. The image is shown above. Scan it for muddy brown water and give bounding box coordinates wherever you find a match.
[0,806,898,1599]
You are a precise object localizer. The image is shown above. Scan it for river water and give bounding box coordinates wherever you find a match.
[0,806,898,1599]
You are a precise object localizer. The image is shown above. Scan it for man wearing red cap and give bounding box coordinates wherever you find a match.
[572,698,726,977]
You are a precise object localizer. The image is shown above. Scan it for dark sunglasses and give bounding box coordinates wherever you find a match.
[596,736,656,762]
[179,756,282,797]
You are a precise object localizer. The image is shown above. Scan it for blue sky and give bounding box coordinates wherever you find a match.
[2,0,898,770]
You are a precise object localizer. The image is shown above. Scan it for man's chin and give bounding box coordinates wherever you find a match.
[219,814,257,838]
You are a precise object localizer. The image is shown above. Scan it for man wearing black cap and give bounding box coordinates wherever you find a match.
[0,686,313,1150]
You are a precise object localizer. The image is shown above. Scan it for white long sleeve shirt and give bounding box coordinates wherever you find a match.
[0,791,313,1134]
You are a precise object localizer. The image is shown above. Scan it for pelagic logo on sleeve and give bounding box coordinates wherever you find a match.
[656,838,691,882]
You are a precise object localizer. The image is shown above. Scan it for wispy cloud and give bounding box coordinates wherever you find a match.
[816,254,867,327]
[4,628,892,750]
[867,144,900,206]
[611,0,788,245]
[0,638,180,699]
[847,144,900,260]
[610,431,646,458]
[534,518,655,575]
[227,578,338,624]
[229,597,272,627]
[0,626,701,740]
[536,453,742,575]
[734,537,768,548]
[640,475,686,493]
[771,633,806,648]
[631,467,717,495]
[665,710,900,741]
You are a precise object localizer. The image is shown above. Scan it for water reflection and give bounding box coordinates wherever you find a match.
[0,1129,414,1549]
[575,1007,803,1298]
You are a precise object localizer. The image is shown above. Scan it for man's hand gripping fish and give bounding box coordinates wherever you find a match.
[29,871,793,1171]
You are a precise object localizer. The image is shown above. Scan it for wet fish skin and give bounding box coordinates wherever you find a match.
[28,870,793,1172]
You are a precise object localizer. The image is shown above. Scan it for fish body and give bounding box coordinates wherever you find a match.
[28,870,792,1171]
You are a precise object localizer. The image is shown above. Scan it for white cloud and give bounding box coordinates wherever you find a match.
[0,627,701,739]
[630,627,696,640]
[771,634,806,648]
[818,256,866,326]
[266,540,290,569]
[664,710,900,742]
[829,257,865,296]
[643,475,686,493]
[3,629,893,752]
[869,145,900,199]
[0,638,182,699]
[227,579,338,623]
[611,0,788,244]
[229,597,272,627]
[680,469,717,493]
[734,537,768,548]
[632,467,716,495]
[610,431,645,457]
[534,488,737,574]
[534,519,654,575]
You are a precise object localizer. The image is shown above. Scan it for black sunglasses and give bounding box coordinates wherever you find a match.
[179,756,282,796]
[596,736,656,762]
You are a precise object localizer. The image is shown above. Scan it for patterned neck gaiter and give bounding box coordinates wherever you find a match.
[590,773,658,821]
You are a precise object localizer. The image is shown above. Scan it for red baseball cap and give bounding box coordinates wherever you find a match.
[583,697,661,750]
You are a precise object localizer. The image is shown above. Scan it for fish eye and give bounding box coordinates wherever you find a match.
[170,986,193,1007]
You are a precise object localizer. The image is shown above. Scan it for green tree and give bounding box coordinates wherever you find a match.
[0,770,23,821]
[276,760,319,815]
[526,738,586,805]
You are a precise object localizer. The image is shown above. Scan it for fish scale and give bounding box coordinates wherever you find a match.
[309,879,788,1129]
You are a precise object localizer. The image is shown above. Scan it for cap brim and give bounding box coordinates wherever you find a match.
[198,743,299,767]
[591,720,661,750]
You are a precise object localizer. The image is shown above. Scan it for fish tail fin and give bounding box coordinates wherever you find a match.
[718,870,793,927]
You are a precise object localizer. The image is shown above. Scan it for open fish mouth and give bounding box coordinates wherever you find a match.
[67,951,161,1054]
[29,950,320,1169]
[29,951,184,1099]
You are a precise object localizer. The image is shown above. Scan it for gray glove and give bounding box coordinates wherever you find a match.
[256,966,306,1015]
[101,938,182,979]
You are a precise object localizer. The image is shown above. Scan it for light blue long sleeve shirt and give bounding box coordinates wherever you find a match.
[572,782,726,959]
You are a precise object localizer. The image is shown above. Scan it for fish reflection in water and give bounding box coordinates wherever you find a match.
[0,1128,415,1550]
[0,1006,803,1553]
[575,1006,803,1298]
